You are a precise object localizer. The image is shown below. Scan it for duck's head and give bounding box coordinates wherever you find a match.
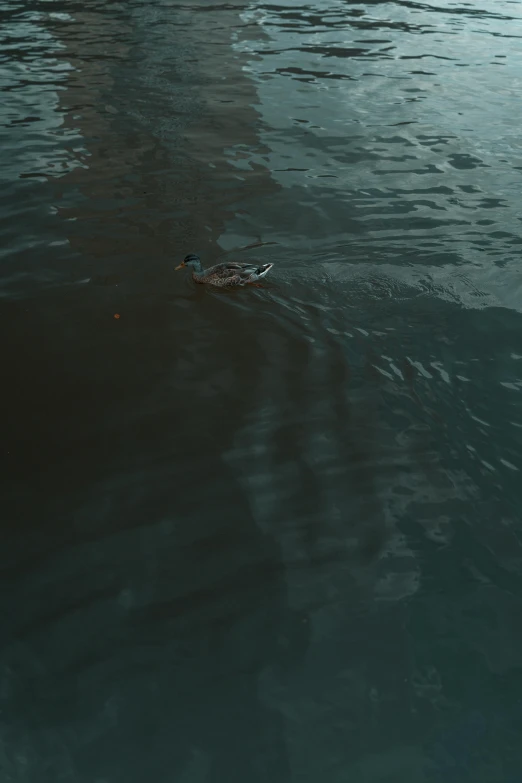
[175,253,201,271]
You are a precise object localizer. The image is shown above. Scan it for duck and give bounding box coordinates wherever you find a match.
[175,253,274,287]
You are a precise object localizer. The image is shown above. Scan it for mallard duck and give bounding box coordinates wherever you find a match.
[175,253,274,287]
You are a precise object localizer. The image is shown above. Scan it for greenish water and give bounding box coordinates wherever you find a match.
[1,1,522,780]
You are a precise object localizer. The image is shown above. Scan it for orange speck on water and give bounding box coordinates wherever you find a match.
[114,313,120,319]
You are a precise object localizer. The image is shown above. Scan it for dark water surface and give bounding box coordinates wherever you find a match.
[2,0,522,780]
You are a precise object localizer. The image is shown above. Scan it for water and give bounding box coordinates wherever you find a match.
[1,0,522,780]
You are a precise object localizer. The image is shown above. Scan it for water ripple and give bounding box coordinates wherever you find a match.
[2,0,522,780]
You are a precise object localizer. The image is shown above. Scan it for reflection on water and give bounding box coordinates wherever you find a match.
[1,0,522,780]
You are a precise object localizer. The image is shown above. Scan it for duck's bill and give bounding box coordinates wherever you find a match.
[174,262,185,270]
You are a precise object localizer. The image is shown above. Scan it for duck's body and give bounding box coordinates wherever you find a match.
[175,254,273,287]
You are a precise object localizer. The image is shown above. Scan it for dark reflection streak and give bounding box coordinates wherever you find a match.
[267,298,389,607]
[15,586,117,641]
[300,46,396,58]
[297,47,370,58]
[173,3,252,12]
[373,0,519,21]
[1,5,302,783]
[275,67,355,81]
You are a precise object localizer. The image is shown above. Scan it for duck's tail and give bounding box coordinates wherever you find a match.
[255,263,274,279]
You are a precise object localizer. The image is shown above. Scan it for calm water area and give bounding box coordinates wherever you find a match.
[1,1,522,780]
